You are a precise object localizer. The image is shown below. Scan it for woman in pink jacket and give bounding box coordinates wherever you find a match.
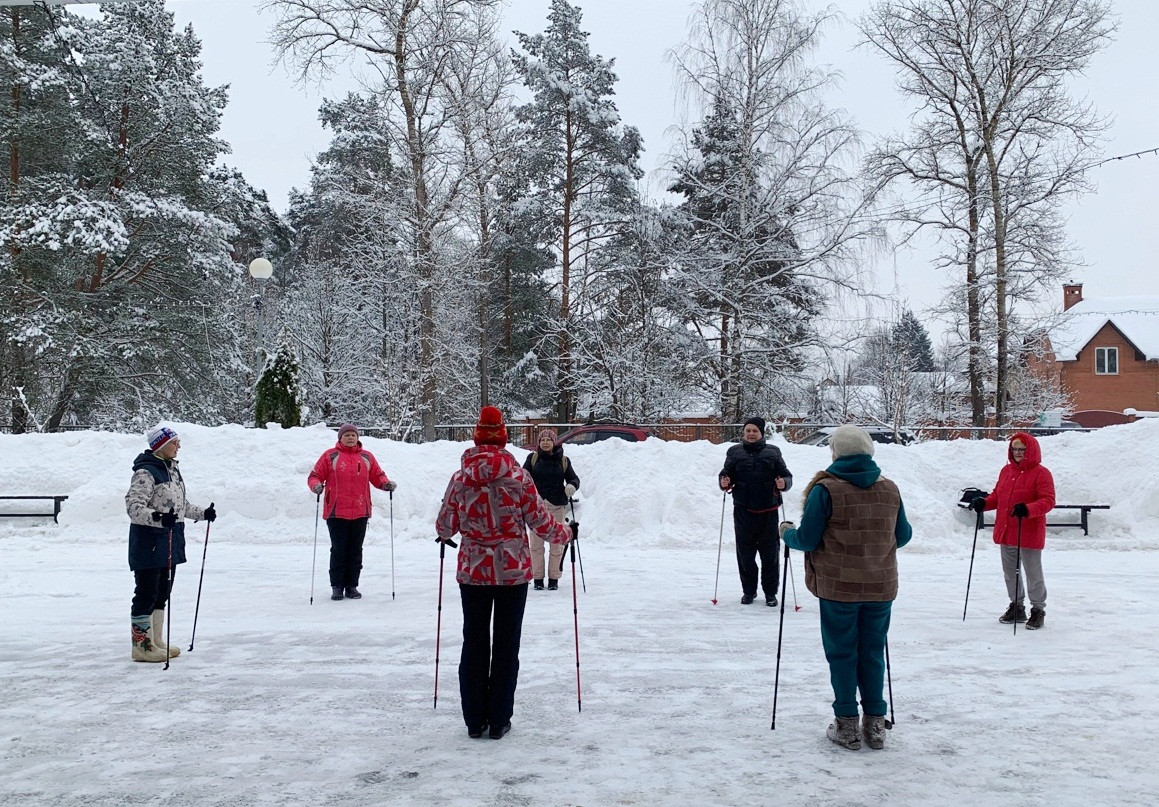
[970,431,1055,629]
[307,423,396,601]
[436,406,571,740]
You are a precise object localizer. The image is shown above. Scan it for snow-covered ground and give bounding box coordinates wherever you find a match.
[2,421,1158,806]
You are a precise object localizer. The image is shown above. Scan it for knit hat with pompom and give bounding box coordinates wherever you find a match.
[473,406,508,447]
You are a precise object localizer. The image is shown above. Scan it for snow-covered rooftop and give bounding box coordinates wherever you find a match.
[1050,295,1159,361]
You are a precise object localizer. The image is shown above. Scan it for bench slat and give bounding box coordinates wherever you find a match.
[0,495,69,524]
[969,504,1110,536]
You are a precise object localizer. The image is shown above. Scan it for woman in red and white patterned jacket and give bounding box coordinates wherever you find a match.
[436,406,572,740]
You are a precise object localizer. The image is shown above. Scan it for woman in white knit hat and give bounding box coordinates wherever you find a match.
[779,425,912,751]
[125,425,216,662]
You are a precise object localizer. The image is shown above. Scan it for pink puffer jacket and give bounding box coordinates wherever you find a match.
[307,442,391,520]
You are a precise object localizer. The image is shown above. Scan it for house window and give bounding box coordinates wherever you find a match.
[1095,347,1118,375]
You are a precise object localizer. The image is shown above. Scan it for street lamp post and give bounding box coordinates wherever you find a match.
[248,257,273,379]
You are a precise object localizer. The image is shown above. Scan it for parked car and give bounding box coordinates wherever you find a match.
[552,422,653,446]
[1028,420,1085,436]
[797,425,915,447]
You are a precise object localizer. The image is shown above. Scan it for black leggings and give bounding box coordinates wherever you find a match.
[132,567,174,617]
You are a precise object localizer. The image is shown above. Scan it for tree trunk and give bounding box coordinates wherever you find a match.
[7,8,27,434]
[965,151,986,428]
[985,143,1009,425]
[392,2,438,441]
[555,108,575,423]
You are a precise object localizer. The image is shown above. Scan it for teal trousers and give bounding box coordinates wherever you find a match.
[819,599,892,718]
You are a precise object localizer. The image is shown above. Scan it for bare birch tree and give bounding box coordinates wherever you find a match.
[861,0,1113,425]
[264,0,502,438]
[667,0,868,422]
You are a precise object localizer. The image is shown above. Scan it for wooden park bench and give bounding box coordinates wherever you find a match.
[963,501,1110,536]
[0,495,70,524]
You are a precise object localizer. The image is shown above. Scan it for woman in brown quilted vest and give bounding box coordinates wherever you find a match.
[779,425,913,751]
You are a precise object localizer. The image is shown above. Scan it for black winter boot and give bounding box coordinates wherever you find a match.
[998,602,1026,624]
[345,586,362,599]
[331,586,344,601]
[533,579,544,590]
[489,722,512,740]
[548,579,559,590]
[1026,607,1045,630]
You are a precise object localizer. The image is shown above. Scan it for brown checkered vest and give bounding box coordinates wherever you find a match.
[804,474,902,603]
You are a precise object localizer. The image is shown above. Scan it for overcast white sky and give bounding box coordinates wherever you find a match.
[152,0,1158,321]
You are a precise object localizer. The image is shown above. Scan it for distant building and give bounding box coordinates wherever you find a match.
[1039,284,1159,426]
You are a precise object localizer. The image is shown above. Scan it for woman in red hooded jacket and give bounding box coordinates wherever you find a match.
[307,423,395,601]
[970,431,1055,629]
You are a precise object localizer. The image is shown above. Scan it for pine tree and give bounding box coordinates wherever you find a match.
[1,1,256,430]
[254,337,302,428]
[891,310,936,372]
[511,0,644,422]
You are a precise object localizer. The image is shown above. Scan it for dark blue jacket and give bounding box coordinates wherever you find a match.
[126,451,188,571]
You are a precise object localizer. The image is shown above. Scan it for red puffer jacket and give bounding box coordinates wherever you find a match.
[307,442,391,520]
[436,445,570,585]
[982,431,1056,550]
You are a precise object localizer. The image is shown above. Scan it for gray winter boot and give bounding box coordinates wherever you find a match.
[151,609,180,657]
[827,716,862,750]
[131,615,167,663]
[862,714,887,750]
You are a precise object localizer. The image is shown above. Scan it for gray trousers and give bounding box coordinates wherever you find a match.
[1000,545,1047,610]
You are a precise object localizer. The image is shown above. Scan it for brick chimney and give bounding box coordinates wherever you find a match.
[1063,283,1083,311]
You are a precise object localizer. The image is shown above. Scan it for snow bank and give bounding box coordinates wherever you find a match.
[3,419,1156,552]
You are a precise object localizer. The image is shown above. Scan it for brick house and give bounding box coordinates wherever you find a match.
[1039,284,1159,426]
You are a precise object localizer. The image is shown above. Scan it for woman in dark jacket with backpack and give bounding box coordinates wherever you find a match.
[522,429,580,590]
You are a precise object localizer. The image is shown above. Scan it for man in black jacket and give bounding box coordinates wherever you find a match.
[718,417,793,606]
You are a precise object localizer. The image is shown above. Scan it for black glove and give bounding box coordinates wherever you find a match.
[152,508,177,528]
[570,521,579,542]
[204,503,217,523]
[1011,503,1030,518]
[968,497,986,512]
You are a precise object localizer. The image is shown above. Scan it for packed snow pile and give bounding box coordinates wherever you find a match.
[2,419,1156,551]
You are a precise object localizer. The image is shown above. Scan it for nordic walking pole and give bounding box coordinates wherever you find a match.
[780,500,800,612]
[163,509,174,672]
[568,522,582,712]
[885,636,895,729]
[712,490,726,605]
[1013,514,1024,636]
[390,490,396,601]
[567,497,586,592]
[309,489,321,605]
[770,543,792,729]
[788,559,801,612]
[433,537,457,709]
[188,507,214,651]
[962,507,982,621]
